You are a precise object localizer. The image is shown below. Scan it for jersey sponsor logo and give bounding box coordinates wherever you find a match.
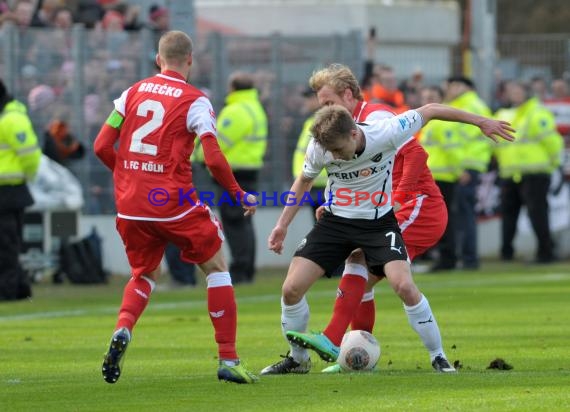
[137,82,183,97]
[329,166,379,180]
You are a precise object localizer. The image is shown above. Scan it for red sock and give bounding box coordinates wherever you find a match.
[323,274,366,346]
[350,299,375,332]
[208,285,237,360]
[115,277,153,332]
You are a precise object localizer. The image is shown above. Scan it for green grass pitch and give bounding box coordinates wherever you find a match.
[1,262,569,411]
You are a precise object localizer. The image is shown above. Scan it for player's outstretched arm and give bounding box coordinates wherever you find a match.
[417,103,516,143]
[200,134,238,188]
[268,174,314,254]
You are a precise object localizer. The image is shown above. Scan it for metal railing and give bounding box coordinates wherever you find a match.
[1,24,364,213]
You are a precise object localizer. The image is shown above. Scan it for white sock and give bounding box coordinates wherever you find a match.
[404,294,446,361]
[221,359,239,367]
[281,296,310,362]
[141,275,156,291]
[361,288,375,302]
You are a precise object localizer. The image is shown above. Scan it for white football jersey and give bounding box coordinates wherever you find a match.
[303,110,423,220]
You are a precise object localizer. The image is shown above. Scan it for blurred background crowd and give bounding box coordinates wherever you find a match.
[0,0,569,291]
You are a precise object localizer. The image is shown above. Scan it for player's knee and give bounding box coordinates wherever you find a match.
[142,269,160,282]
[282,283,304,305]
[392,278,418,301]
[198,250,228,274]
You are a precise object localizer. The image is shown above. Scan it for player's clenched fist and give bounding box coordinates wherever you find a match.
[268,225,287,254]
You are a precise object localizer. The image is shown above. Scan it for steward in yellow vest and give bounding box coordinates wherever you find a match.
[420,119,464,183]
[0,80,41,300]
[495,81,563,263]
[443,76,493,270]
[447,87,492,173]
[495,96,562,181]
[292,88,327,219]
[419,86,464,182]
[217,77,267,171]
[493,106,517,178]
[216,72,268,284]
[418,86,462,270]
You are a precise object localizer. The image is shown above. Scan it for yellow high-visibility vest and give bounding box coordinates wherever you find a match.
[447,90,492,173]
[216,89,267,170]
[0,100,41,185]
[494,98,563,181]
[419,119,464,182]
[292,115,327,187]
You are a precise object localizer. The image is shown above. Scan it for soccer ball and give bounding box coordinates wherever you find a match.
[337,330,380,372]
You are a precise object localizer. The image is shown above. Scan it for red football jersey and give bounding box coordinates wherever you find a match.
[352,100,441,200]
[352,100,395,123]
[112,71,216,220]
[393,138,442,200]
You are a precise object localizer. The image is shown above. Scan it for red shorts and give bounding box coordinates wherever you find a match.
[116,204,224,277]
[396,195,447,261]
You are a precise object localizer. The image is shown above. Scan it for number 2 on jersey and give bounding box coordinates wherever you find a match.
[129,99,165,155]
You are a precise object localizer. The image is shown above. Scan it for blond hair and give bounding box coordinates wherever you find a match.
[308,63,363,100]
[158,30,193,65]
[310,105,355,149]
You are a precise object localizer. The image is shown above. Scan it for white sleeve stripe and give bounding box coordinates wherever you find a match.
[400,194,427,232]
[113,87,131,116]
[186,96,217,137]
